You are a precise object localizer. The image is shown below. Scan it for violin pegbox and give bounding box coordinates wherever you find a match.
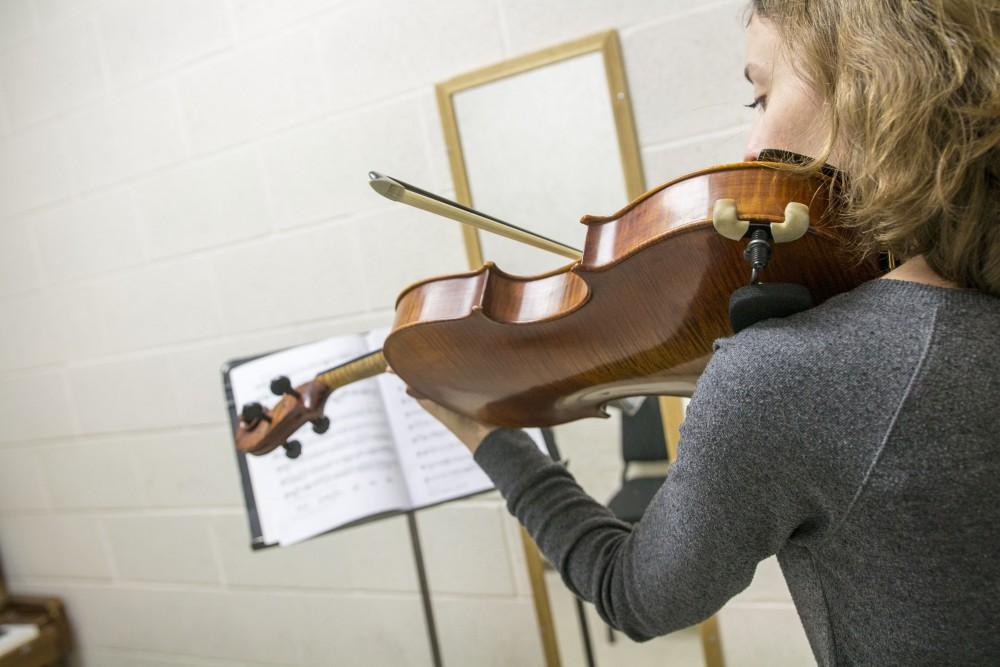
[235,376,331,459]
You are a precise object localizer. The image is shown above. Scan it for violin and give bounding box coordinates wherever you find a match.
[235,157,882,456]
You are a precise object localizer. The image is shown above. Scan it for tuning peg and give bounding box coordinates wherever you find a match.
[282,440,302,459]
[310,416,330,434]
[240,402,270,426]
[270,375,300,399]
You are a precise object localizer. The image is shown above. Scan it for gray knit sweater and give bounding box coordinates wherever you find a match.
[473,278,1000,666]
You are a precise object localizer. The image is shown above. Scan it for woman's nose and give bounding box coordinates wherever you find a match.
[742,121,761,162]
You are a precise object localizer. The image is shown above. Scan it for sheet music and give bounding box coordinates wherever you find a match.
[0,624,40,656]
[366,327,550,508]
[230,335,407,546]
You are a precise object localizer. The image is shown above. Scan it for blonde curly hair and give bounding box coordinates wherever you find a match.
[749,0,1000,296]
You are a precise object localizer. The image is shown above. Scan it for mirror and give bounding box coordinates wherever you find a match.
[451,50,624,275]
[437,30,645,274]
[436,30,707,666]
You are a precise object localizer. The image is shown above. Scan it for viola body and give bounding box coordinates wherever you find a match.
[384,161,881,427]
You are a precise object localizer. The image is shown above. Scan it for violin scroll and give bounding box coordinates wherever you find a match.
[233,350,388,458]
[235,377,332,457]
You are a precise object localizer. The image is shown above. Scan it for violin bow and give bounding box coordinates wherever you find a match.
[368,172,583,260]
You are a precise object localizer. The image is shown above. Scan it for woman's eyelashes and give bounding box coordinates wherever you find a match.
[744,95,767,111]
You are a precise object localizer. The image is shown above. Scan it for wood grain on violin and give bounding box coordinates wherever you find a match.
[387,161,879,426]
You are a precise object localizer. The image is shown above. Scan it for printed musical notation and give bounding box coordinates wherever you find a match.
[230,335,409,546]
[228,327,551,546]
[375,370,493,508]
[362,326,496,508]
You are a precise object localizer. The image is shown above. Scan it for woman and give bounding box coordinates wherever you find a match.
[414,2,1000,664]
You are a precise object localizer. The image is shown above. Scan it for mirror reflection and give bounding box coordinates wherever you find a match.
[452,50,627,275]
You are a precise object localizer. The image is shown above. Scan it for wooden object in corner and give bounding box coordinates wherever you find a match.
[0,596,72,667]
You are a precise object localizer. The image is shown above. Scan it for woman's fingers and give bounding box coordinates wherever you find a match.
[386,363,427,400]
[405,385,428,400]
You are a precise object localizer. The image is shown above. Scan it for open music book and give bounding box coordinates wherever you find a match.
[224,327,548,547]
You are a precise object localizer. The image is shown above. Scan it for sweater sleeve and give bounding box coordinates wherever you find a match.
[472,340,819,641]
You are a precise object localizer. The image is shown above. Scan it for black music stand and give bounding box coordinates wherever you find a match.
[222,350,457,667]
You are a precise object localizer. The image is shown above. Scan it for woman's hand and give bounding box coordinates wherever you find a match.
[387,366,499,454]
[411,395,499,454]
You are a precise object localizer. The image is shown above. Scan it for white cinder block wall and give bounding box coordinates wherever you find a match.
[0,0,812,665]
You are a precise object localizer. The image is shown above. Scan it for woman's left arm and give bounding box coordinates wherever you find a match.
[414,345,819,640]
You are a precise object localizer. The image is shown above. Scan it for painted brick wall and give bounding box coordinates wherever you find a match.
[0,1,812,665]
